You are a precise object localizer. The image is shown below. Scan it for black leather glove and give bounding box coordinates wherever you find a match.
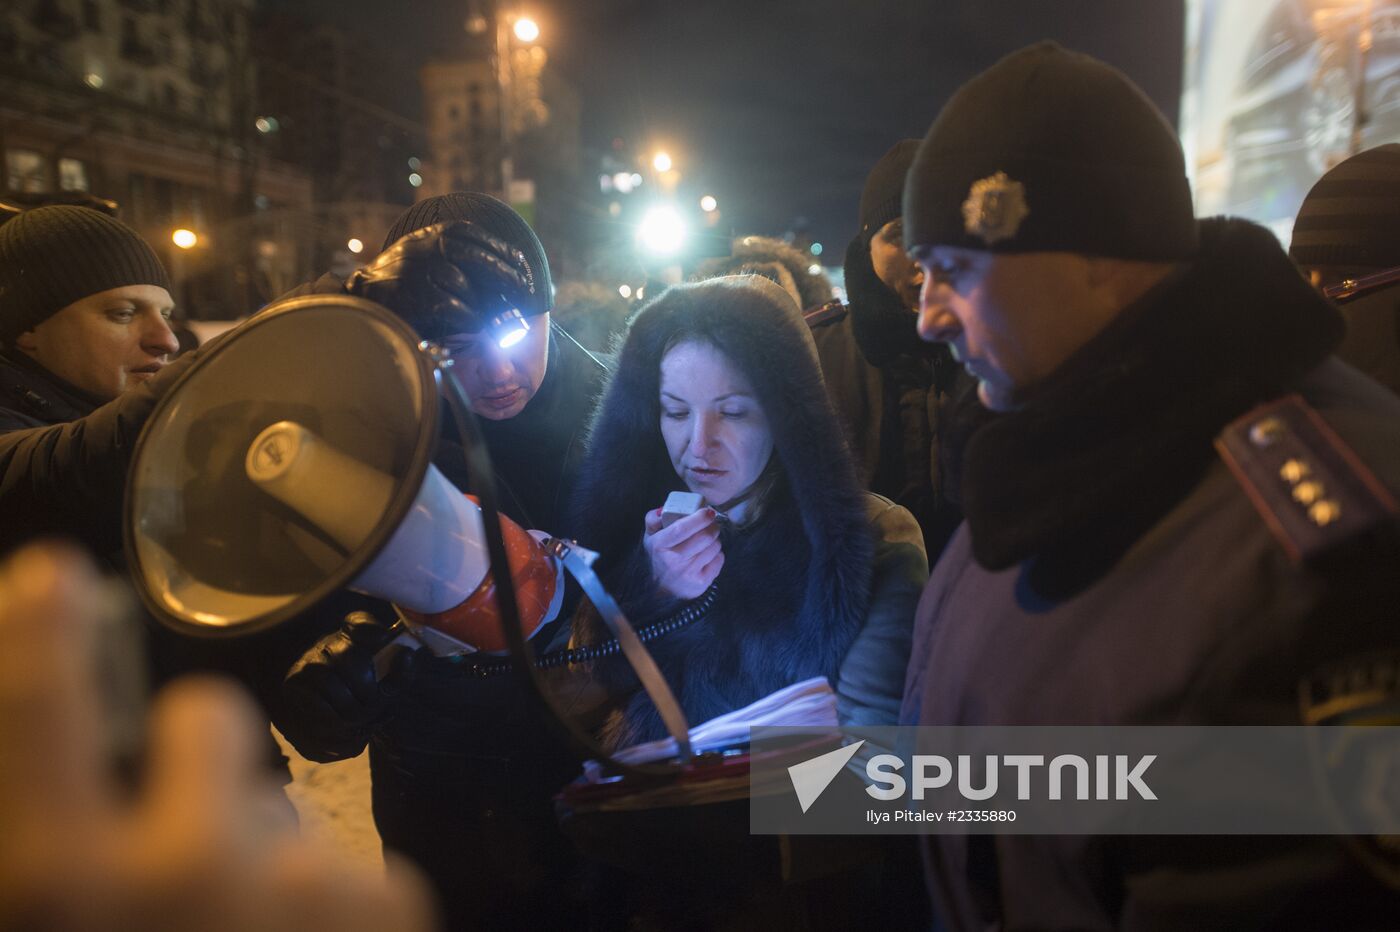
[277,612,420,763]
[344,220,538,341]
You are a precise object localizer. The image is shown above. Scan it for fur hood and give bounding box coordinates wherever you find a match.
[567,275,874,745]
[694,236,834,310]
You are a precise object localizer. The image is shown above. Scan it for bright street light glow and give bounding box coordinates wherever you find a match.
[637,205,687,257]
[84,72,103,89]
[408,172,423,187]
[808,263,823,275]
[172,229,198,249]
[618,284,633,299]
[254,116,278,134]
[347,238,364,254]
[652,151,673,173]
[513,17,540,42]
[700,195,718,213]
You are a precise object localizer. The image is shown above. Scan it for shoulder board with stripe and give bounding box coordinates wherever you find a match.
[803,300,848,328]
[1215,394,1399,564]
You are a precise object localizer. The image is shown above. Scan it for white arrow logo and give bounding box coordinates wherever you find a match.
[788,740,866,813]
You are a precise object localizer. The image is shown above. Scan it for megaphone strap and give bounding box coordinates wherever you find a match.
[457,584,719,677]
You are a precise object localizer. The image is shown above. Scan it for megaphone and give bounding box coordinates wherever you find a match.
[123,294,557,655]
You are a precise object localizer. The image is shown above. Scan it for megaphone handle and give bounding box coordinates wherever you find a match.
[372,622,423,681]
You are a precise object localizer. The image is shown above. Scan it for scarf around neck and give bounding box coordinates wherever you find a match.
[956,217,1344,602]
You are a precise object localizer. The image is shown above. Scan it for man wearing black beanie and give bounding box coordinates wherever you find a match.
[0,206,193,557]
[901,42,1400,930]
[808,139,965,561]
[0,205,178,424]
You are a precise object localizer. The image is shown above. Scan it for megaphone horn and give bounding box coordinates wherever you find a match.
[245,420,560,655]
[124,295,555,652]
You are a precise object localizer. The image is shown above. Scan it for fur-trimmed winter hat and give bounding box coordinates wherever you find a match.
[382,192,552,315]
[1290,144,1400,271]
[859,139,919,245]
[904,42,1198,261]
[0,206,169,345]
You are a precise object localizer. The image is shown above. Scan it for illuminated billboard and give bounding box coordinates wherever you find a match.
[1182,0,1400,241]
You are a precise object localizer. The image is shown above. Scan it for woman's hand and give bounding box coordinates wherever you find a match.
[643,506,723,600]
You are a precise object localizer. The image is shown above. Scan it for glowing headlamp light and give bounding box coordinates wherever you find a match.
[489,307,530,349]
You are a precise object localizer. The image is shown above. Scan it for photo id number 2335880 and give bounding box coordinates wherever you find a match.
[866,810,1018,824]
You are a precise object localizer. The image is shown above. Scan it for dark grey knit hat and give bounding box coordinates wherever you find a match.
[382,192,552,315]
[1290,144,1400,270]
[904,42,1198,260]
[859,139,920,245]
[0,205,170,345]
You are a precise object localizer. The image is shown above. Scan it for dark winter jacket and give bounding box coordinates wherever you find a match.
[0,348,198,557]
[807,235,964,560]
[904,218,1400,930]
[568,275,924,748]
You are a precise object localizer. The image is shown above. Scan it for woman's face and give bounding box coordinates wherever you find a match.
[659,340,774,509]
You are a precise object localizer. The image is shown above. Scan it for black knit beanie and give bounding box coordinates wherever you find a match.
[1290,144,1400,270]
[904,42,1198,260]
[0,205,170,345]
[382,192,552,315]
[859,139,920,245]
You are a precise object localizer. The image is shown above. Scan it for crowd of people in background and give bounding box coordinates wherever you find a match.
[2,40,1400,932]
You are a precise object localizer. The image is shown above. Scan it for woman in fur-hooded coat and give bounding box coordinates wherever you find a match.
[568,274,926,748]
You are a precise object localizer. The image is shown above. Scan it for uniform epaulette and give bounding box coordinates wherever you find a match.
[1215,394,1399,564]
[803,300,848,328]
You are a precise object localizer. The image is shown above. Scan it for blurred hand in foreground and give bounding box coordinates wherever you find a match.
[0,543,436,932]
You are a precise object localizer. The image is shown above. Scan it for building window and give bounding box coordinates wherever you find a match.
[6,150,49,192]
[58,158,89,192]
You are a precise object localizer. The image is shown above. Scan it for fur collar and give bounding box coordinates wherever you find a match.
[957,217,1344,601]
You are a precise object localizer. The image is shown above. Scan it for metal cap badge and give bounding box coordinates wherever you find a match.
[961,171,1030,246]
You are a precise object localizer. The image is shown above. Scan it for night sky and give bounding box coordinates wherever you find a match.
[265,0,1185,256]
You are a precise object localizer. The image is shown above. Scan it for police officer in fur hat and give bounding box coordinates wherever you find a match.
[901,42,1400,930]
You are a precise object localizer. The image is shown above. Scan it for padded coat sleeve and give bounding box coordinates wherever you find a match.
[835,494,930,726]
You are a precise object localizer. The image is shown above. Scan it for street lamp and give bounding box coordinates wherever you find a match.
[700,194,718,213]
[172,229,198,249]
[652,151,673,173]
[513,16,540,42]
[638,205,687,258]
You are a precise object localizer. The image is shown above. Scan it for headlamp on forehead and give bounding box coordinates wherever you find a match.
[489,306,530,350]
